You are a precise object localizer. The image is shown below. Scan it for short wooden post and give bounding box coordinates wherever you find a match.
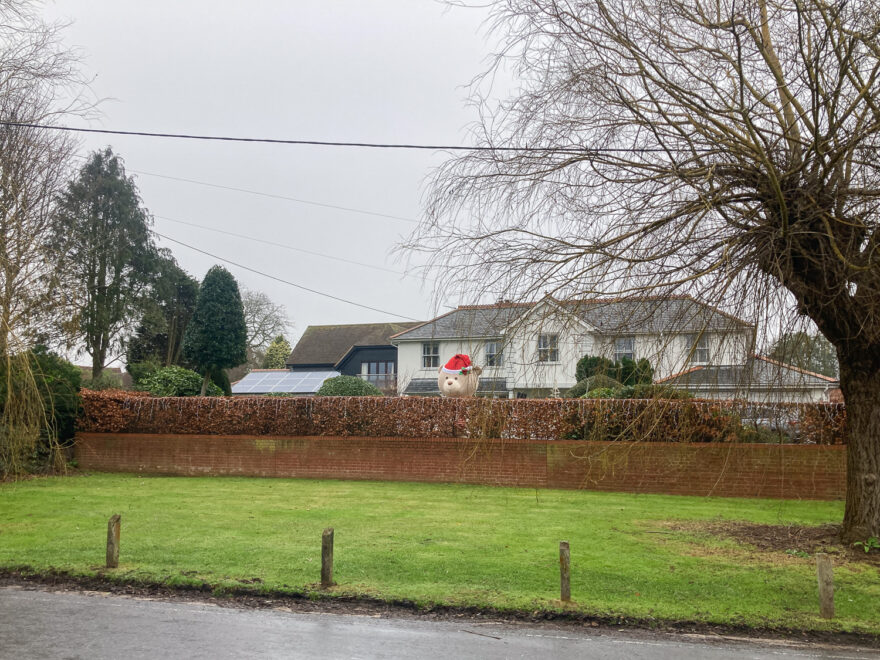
[816,553,834,619]
[321,528,334,588]
[559,540,571,602]
[106,514,121,569]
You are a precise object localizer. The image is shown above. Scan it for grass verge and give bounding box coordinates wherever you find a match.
[0,473,877,633]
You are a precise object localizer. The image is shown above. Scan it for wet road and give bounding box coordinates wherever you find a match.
[0,587,877,659]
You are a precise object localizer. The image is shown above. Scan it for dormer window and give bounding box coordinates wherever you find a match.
[537,334,559,362]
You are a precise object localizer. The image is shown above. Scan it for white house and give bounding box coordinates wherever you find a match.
[391,295,837,402]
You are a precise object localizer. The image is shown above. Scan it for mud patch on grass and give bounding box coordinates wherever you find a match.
[659,521,880,566]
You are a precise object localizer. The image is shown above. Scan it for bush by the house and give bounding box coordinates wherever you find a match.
[316,375,383,397]
[584,387,617,398]
[565,374,622,398]
[138,365,223,397]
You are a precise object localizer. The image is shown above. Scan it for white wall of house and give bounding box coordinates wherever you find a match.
[394,305,757,395]
[396,338,510,393]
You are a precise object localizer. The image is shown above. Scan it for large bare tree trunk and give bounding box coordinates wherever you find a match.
[840,362,880,542]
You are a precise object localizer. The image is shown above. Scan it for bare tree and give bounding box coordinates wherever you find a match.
[411,0,880,540]
[240,287,290,365]
[0,1,89,353]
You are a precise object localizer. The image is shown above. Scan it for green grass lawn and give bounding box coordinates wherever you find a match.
[1,474,877,633]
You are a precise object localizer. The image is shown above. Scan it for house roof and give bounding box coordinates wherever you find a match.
[403,377,511,397]
[657,355,838,391]
[392,295,752,341]
[287,321,421,367]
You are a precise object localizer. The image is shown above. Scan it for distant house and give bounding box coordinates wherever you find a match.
[657,355,839,403]
[391,295,838,402]
[285,321,421,394]
[231,321,420,396]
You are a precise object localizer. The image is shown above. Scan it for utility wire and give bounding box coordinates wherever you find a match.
[154,214,420,278]
[69,152,418,224]
[0,120,662,153]
[142,170,417,223]
[152,229,420,321]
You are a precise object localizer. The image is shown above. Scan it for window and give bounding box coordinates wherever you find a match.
[537,334,559,362]
[613,337,635,362]
[485,341,503,367]
[422,342,439,369]
[361,361,395,388]
[687,334,710,364]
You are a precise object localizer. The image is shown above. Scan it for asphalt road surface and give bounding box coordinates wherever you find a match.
[0,587,877,660]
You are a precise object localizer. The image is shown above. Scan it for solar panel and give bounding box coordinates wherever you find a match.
[231,370,341,395]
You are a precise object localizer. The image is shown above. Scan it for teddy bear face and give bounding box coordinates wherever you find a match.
[438,365,483,398]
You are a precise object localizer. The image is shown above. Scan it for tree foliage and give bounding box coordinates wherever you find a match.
[262,335,292,369]
[415,0,880,540]
[575,354,653,386]
[126,251,200,377]
[51,148,157,380]
[768,331,839,378]
[183,266,247,395]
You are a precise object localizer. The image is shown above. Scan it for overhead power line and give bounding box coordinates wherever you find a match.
[69,151,418,225]
[152,230,420,321]
[155,214,418,278]
[0,120,656,153]
[140,170,418,223]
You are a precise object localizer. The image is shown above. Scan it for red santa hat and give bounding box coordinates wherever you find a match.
[442,354,474,375]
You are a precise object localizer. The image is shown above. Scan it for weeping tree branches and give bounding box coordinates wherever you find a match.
[410,0,880,539]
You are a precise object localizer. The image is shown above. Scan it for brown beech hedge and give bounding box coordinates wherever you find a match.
[78,390,846,444]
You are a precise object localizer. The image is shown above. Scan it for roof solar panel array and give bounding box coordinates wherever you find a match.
[231,370,341,395]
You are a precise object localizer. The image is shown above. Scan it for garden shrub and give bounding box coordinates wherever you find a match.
[565,374,622,398]
[316,375,383,397]
[138,365,223,397]
[0,346,81,474]
[126,360,159,385]
[585,387,617,398]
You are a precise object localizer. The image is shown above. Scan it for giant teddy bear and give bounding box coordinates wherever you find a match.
[438,354,482,397]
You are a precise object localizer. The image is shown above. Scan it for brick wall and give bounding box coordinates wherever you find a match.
[75,433,845,500]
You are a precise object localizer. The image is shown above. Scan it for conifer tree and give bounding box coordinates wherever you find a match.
[183,266,247,395]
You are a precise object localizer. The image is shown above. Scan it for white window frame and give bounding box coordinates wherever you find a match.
[613,336,635,362]
[422,342,439,369]
[687,333,710,364]
[485,341,503,367]
[537,334,559,363]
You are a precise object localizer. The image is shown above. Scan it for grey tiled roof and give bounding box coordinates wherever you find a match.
[659,356,838,390]
[403,378,510,396]
[392,296,751,341]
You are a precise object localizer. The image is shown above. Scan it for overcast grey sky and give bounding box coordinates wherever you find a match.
[41,1,499,343]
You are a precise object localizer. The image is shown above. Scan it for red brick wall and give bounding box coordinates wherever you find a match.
[75,433,846,500]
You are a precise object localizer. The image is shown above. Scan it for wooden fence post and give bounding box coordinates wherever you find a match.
[816,553,834,619]
[321,528,334,588]
[559,540,571,602]
[106,514,121,569]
